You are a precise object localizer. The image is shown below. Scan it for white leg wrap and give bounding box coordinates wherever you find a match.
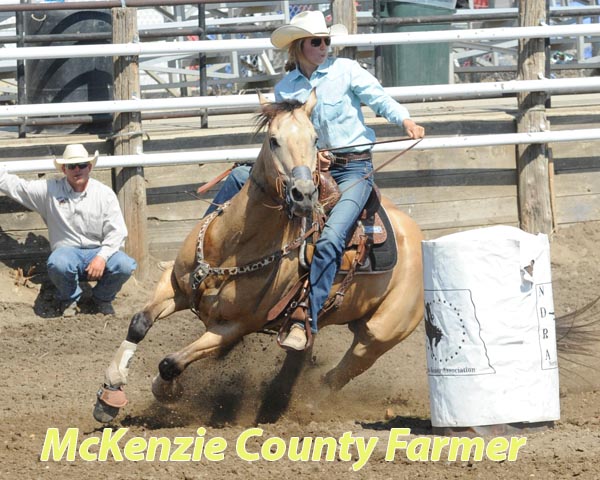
[105,340,137,387]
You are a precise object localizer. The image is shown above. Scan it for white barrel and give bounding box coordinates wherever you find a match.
[422,225,560,428]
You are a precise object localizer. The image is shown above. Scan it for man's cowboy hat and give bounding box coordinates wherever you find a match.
[53,144,99,173]
[271,10,348,50]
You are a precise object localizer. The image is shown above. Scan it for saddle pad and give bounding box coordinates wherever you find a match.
[366,205,397,272]
[305,205,397,273]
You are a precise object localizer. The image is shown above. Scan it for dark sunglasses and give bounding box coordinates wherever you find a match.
[65,162,91,170]
[309,37,331,47]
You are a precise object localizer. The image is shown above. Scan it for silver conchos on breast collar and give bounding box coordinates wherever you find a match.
[191,203,317,292]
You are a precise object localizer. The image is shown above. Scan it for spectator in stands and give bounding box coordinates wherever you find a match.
[0,144,136,317]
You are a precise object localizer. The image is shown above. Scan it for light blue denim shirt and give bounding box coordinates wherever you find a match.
[274,57,411,153]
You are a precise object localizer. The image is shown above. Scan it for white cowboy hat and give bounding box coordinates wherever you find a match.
[54,144,99,173]
[271,10,348,50]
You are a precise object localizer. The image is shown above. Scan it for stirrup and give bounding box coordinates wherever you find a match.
[280,324,308,351]
[276,279,314,351]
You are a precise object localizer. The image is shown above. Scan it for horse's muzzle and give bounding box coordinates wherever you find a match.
[286,166,318,218]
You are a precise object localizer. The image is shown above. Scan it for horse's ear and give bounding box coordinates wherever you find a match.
[303,89,317,116]
[258,91,270,106]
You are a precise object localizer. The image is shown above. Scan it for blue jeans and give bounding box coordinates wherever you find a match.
[47,247,137,303]
[309,160,373,333]
[204,165,251,216]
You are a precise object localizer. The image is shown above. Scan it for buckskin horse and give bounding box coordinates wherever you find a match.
[93,91,424,423]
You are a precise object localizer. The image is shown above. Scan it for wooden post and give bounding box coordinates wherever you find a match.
[16,11,26,139]
[112,7,149,280]
[331,0,357,59]
[516,0,553,234]
[198,2,208,128]
[373,0,384,82]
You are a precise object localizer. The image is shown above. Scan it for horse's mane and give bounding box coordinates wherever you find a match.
[254,99,305,134]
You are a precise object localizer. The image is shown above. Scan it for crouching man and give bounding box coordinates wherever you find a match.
[0,144,136,316]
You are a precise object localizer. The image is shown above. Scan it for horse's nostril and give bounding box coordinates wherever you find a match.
[291,187,304,202]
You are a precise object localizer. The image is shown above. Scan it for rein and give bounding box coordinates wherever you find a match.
[318,137,424,208]
[320,136,421,155]
[318,136,423,176]
[192,136,418,210]
[196,166,234,195]
[369,137,423,175]
[249,171,287,212]
[191,134,419,293]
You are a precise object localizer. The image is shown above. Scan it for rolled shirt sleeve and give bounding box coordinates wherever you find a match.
[0,165,50,218]
[274,58,412,151]
[348,60,410,126]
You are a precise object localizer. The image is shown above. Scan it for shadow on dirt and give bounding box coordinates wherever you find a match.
[114,347,311,430]
[361,416,432,435]
[119,405,192,431]
[0,225,56,316]
[255,349,308,425]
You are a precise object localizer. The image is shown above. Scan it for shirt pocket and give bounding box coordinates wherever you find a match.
[83,210,103,241]
[320,96,356,143]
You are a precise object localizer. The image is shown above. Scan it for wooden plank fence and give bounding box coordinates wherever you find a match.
[1,95,599,268]
[1,0,600,274]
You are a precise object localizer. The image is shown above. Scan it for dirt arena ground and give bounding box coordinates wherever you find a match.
[1,221,599,480]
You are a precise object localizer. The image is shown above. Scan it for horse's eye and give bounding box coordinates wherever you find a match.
[269,137,279,150]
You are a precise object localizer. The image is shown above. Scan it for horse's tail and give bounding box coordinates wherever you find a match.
[556,295,600,362]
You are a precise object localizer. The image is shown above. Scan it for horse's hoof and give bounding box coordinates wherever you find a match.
[93,398,120,423]
[93,384,128,423]
[151,374,184,403]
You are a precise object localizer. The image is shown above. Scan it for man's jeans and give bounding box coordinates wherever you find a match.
[309,160,374,333]
[47,247,137,303]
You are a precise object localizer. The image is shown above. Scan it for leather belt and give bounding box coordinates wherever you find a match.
[331,151,372,166]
